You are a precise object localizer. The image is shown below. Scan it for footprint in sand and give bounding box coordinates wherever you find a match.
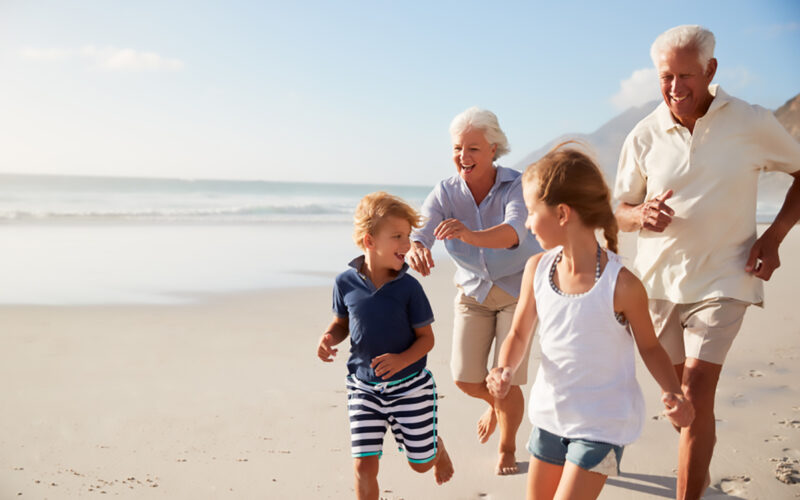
[764,434,787,443]
[779,419,800,429]
[748,369,764,377]
[731,394,750,407]
[717,475,750,495]
[771,457,799,484]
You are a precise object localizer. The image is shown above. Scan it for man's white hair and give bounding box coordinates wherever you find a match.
[650,25,716,70]
[449,107,510,160]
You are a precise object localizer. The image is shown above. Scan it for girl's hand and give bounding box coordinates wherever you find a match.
[486,367,513,399]
[317,333,338,362]
[371,353,409,380]
[434,218,473,244]
[662,392,695,428]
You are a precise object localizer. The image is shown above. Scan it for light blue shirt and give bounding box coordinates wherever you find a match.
[412,165,542,303]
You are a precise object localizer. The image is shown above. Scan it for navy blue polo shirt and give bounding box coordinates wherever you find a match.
[333,256,435,383]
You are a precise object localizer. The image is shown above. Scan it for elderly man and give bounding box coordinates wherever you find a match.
[614,25,800,500]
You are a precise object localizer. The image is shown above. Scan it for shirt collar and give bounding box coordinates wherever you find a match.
[347,255,409,282]
[657,84,730,131]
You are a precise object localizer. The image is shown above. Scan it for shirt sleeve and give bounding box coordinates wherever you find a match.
[501,177,529,248]
[614,131,648,205]
[755,106,800,174]
[407,278,434,328]
[411,184,446,249]
[332,278,348,318]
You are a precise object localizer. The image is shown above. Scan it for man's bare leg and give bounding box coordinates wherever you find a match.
[674,358,722,500]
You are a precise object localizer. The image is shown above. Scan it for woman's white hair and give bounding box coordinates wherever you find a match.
[650,25,716,70]
[449,106,510,160]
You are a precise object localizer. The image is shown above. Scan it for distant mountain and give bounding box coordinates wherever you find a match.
[514,92,800,219]
[513,99,659,181]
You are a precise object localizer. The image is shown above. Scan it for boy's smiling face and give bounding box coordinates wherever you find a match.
[367,215,412,272]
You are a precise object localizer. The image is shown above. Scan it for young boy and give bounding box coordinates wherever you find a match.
[317,191,454,500]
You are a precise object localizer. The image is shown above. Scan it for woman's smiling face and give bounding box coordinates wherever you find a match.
[451,127,496,182]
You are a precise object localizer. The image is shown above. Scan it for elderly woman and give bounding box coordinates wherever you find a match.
[407,107,541,475]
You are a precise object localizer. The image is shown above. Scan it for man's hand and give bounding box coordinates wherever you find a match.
[486,367,513,399]
[317,333,338,362]
[406,242,435,277]
[639,190,675,232]
[662,392,695,428]
[370,353,409,380]
[745,230,781,281]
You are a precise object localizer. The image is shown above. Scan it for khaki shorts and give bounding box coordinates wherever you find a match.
[649,298,750,366]
[451,285,533,385]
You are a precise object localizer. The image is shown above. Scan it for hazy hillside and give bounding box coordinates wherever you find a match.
[514,92,800,220]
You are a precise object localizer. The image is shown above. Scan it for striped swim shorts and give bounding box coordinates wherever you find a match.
[346,369,438,463]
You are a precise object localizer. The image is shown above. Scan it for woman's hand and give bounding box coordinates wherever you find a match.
[486,367,513,399]
[434,218,474,245]
[406,242,435,277]
[662,392,695,428]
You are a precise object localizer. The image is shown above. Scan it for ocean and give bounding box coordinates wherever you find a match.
[0,172,787,304]
[0,174,434,304]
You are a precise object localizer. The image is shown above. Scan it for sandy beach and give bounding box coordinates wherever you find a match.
[1,229,799,499]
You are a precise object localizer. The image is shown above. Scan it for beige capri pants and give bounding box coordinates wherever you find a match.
[451,285,533,385]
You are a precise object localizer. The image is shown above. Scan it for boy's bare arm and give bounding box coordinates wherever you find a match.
[370,324,434,380]
[317,316,349,362]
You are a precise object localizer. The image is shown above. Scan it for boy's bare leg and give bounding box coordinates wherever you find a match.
[455,380,523,475]
[495,385,523,475]
[353,455,380,500]
[408,437,454,484]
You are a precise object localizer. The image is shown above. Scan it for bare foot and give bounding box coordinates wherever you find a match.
[434,438,454,485]
[477,406,497,444]
[496,451,518,475]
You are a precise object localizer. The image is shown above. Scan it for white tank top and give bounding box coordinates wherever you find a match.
[529,247,645,446]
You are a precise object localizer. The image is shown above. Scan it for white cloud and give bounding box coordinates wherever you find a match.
[611,67,659,110]
[19,45,184,72]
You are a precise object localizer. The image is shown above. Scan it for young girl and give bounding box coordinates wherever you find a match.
[486,144,694,500]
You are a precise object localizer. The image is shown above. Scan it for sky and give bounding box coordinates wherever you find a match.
[1,1,799,186]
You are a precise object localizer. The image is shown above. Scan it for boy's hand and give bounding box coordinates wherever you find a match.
[317,333,338,362]
[486,367,513,399]
[662,392,695,428]
[370,353,409,380]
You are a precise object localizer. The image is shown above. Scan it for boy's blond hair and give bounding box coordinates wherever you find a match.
[353,191,424,250]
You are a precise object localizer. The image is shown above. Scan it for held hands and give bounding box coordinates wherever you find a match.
[639,190,674,232]
[371,353,410,380]
[434,218,473,244]
[406,242,435,277]
[486,367,513,399]
[317,333,338,362]
[745,230,781,281]
[662,392,695,428]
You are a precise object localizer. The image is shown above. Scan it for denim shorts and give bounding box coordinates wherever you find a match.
[527,426,623,477]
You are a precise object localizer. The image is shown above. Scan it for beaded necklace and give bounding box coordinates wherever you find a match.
[549,243,628,325]
[549,243,602,298]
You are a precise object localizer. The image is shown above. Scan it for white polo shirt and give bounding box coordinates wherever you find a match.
[614,85,800,305]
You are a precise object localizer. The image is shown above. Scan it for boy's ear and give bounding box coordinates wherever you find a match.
[363,233,375,249]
